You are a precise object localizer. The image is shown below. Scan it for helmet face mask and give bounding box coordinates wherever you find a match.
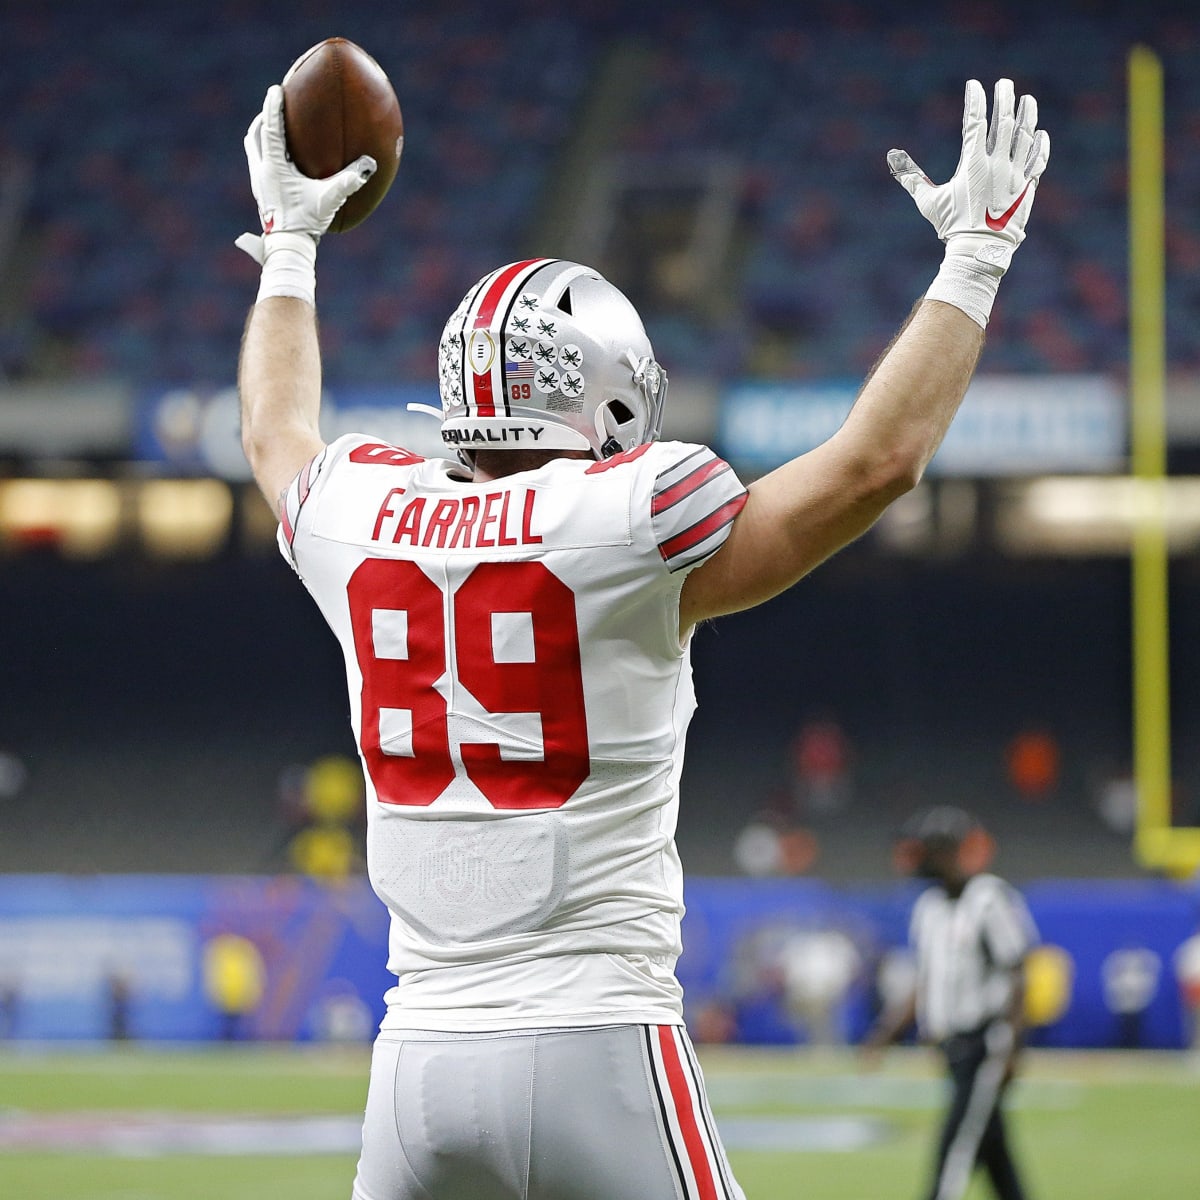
[437,259,668,460]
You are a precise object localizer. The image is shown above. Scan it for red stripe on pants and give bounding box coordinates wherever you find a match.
[656,1025,718,1200]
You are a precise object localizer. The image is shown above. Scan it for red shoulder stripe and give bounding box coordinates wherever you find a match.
[657,494,747,563]
[651,456,731,516]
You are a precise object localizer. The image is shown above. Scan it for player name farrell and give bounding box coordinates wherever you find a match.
[370,487,543,548]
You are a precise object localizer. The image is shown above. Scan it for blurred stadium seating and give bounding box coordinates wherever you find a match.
[0,3,597,382]
[1,0,1199,385]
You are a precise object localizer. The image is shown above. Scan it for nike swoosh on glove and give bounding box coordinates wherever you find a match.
[889,78,1050,277]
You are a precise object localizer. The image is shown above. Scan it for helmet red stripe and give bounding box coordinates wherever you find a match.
[470,258,547,418]
[473,258,545,329]
[470,367,497,418]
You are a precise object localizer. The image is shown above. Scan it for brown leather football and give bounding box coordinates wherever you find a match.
[281,38,403,232]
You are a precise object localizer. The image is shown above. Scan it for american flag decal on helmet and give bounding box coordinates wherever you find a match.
[651,447,748,572]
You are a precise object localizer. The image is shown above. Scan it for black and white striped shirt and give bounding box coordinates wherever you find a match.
[910,873,1038,1041]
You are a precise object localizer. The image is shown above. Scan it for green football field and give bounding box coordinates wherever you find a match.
[0,1043,1196,1199]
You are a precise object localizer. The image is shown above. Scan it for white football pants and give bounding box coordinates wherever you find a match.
[351,1023,745,1200]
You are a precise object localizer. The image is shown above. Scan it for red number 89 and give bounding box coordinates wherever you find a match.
[347,558,591,811]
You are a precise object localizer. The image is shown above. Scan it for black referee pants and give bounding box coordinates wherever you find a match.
[924,1023,1028,1200]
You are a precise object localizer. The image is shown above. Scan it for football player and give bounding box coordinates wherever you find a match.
[237,78,1048,1200]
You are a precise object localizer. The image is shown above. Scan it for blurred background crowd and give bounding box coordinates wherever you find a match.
[5,0,1200,383]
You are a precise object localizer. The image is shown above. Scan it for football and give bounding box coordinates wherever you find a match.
[281,37,404,232]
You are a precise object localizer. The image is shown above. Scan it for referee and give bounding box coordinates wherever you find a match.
[862,806,1038,1200]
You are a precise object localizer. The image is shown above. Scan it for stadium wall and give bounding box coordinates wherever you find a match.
[0,874,1195,1049]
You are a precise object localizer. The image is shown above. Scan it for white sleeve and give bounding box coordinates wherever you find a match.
[647,443,748,573]
[981,878,1038,968]
[275,432,414,569]
[276,443,331,570]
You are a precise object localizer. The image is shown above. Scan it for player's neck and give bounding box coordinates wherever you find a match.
[471,448,591,481]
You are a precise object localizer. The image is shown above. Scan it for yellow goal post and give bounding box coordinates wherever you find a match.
[1128,45,1200,876]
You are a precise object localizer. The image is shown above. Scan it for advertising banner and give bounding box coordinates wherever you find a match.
[134,386,446,479]
[718,375,1126,477]
[0,874,1194,1048]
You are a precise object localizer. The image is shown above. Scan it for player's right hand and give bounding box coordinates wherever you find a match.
[888,79,1050,277]
[235,86,376,264]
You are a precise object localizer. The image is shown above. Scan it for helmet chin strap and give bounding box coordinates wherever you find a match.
[596,401,637,458]
[406,401,444,420]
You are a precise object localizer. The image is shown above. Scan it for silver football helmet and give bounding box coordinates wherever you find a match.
[436,259,668,459]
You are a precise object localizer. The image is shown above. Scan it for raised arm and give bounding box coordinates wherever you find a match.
[681,79,1050,629]
[239,296,324,513]
[235,86,376,514]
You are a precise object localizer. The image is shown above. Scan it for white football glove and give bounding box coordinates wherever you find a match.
[889,79,1050,326]
[235,86,377,302]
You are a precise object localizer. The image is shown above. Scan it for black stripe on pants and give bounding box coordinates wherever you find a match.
[925,1024,1029,1200]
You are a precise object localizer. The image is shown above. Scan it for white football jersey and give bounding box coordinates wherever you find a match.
[279,434,747,1030]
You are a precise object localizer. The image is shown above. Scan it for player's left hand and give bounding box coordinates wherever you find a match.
[888,78,1050,277]
[235,85,376,264]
